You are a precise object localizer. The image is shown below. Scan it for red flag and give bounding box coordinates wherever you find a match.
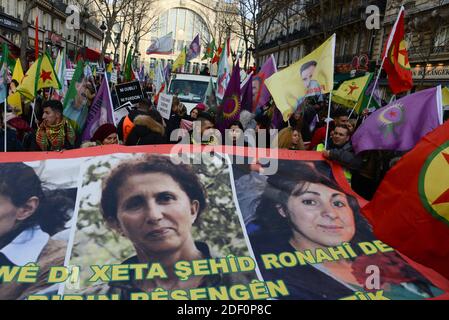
[35,16,39,60]
[381,6,413,94]
[211,45,222,64]
[153,83,165,106]
[362,119,449,280]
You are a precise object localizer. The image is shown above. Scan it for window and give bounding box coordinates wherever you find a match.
[177,40,184,52]
[185,10,193,39]
[169,9,177,37]
[177,8,186,35]
[340,37,348,56]
[159,11,168,37]
[405,32,413,50]
[434,26,449,48]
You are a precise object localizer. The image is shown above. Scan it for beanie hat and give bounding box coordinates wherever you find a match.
[195,103,207,111]
[91,123,117,143]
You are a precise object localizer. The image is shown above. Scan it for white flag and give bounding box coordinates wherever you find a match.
[146,33,174,55]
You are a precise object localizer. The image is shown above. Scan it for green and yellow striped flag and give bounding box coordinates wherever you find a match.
[332,73,373,113]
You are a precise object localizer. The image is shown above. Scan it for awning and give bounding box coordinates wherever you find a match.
[79,47,111,63]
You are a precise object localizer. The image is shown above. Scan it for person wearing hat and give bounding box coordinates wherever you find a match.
[91,123,118,145]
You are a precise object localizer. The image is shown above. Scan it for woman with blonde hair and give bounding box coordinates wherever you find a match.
[276,127,305,150]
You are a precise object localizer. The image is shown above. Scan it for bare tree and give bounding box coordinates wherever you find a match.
[19,0,38,68]
[120,0,158,63]
[228,0,299,69]
[83,0,130,64]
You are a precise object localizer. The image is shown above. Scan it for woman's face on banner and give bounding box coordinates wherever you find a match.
[0,195,19,239]
[115,172,199,255]
[281,182,355,247]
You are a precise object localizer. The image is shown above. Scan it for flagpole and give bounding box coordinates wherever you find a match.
[325,34,336,151]
[30,99,36,128]
[357,6,404,119]
[324,91,333,150]
[3,97,7,152]
[362,56,386,118]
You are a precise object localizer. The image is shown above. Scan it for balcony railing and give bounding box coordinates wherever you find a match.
[432,44,449,54]
[408,45,449,57]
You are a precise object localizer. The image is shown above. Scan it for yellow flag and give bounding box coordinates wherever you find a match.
[332,73,373,109]
[172,47,186,72]
[7,92,22,115]
[265,34,336,121]
[106,62,113,73]
[442,87,449,106]
[11,58,24,83]
[16,54,61,101]
[7,59,24,114]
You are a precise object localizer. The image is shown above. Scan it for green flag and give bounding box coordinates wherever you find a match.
[202,39,216,60]
[63,60,89,134]
[124,48,134,82]
[0,43,9,102]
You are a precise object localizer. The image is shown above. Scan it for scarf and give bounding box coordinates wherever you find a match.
[36,119,76,151]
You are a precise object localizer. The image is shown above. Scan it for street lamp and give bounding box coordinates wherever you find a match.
[100,21,107,55]
[45,39,52,57]
[100,21,107,33]
[122,40,129,67]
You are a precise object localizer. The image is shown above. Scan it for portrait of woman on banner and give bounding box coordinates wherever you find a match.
[0,162,75,300]
[82,154,250,299]
[247,161,448,300]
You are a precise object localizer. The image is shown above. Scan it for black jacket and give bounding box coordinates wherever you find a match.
[125,115,167,146]
[117,110,150,142]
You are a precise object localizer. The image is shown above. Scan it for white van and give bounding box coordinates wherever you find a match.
[168,73,216,113]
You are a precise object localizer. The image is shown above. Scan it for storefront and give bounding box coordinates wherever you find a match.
[411,63,449,89]
[0,11,21,47]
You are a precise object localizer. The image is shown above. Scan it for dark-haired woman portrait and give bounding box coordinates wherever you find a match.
[0,163,74,300]
[249,161,446,300]
[91,154,247,299]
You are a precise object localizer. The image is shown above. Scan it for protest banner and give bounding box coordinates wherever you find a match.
[81,76,115,142]
[156,93,173,120]
[115,81,144,107]
[0,146,448,300]
[113,101,133,124]
[65,69,75,81]
[110,70,117,84]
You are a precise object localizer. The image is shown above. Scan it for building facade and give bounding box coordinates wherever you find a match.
[108,0,248,75]
[256,0,449,99]
[0,0,104,63]
[256,0,386,81]
[377,0,449,95]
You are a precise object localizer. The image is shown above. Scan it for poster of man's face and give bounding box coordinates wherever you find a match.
[300,61,318,89]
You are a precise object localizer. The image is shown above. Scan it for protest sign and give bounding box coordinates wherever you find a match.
[113,101,133,124]
[110,70,117,84]
[157,93,173,120]
[114,81,144,107]
[0,146,448,300]
[65,68,75,81]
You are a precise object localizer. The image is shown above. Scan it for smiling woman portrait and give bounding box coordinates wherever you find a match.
[249,160,446,300]
[85,154,249,299]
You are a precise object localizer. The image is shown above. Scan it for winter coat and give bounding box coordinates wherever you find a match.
[125,115,167,146]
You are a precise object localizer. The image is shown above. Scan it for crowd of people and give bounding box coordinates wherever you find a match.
[1,70,448,203]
